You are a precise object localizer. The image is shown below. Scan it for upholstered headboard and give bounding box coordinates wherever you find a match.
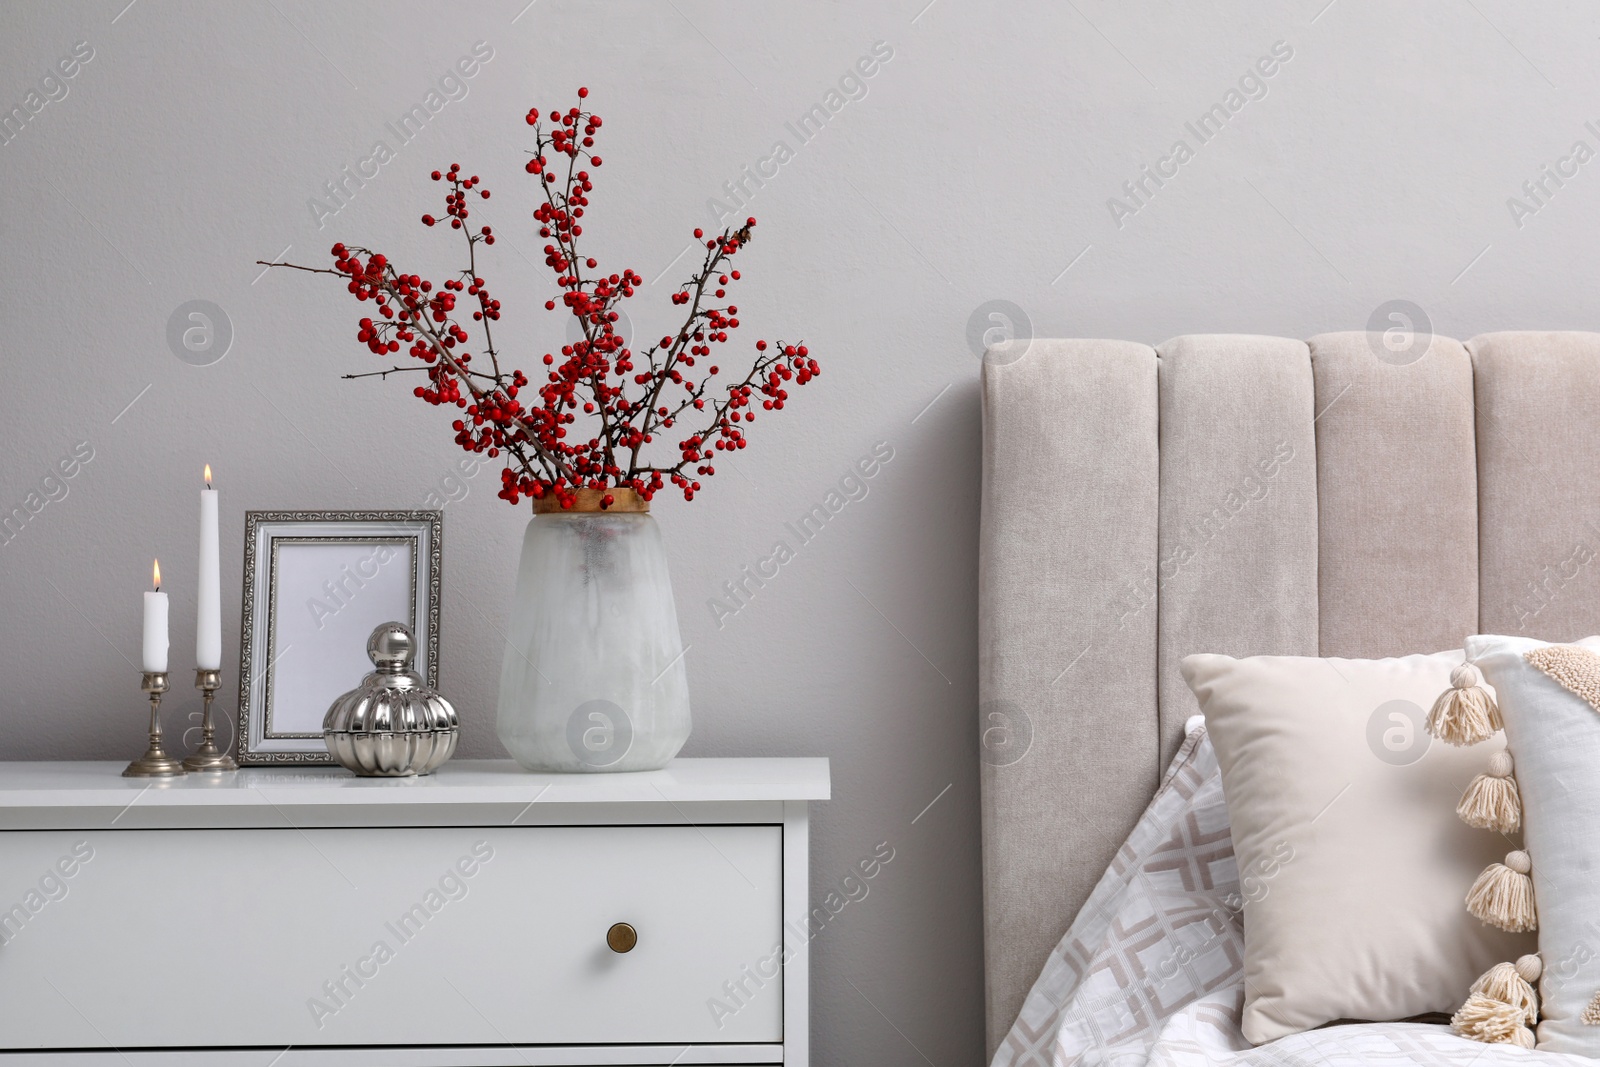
[977,331,1600,1054]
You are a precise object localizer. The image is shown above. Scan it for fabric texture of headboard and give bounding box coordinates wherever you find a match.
[977,330,1600,1054]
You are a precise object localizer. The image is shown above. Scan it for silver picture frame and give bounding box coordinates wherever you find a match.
[236,510,443,765]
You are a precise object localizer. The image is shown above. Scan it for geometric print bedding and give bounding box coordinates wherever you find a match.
[992,720,1239,1064]
[990,719,1593,1067]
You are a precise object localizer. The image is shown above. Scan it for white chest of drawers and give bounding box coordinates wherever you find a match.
[0,757,828,1066]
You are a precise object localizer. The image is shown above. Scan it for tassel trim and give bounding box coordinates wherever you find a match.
[1457,751,1522,833]
[1471,957,1541,1024]
[1466,851,1537,933]
[1453,956,1543,1047]
[1453,994,1536,1047]
[1427,662,1502,746]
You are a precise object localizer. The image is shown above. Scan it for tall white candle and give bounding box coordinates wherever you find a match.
[143,560,169,673]
[197,465,221,670]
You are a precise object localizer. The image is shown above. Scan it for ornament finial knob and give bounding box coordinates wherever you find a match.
[367,622,415,672]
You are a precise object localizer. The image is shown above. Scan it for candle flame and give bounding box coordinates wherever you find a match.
[204,464,212,488]
[153,559,161,590]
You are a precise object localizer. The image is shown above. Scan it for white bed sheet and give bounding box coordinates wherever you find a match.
[991,721,1585,1067]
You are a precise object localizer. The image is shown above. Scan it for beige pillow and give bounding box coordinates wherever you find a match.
[1181,650,1534,1044]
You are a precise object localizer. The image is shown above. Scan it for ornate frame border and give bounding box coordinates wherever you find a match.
[236,510,443,765]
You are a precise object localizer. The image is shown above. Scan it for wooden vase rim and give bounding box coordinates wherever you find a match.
[533,488,650,515]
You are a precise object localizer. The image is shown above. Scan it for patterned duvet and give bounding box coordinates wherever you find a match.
[991,721,1589,1067]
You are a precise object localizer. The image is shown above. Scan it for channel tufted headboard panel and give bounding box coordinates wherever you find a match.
[977,330,1600,1054]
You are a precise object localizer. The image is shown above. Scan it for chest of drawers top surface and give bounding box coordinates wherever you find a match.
[0,757,829,829]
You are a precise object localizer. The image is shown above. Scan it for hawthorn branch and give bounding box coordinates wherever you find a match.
[531,115,622,479]
[256,91,811,508]
[264,247,575,485]
[457,189,503,383]
[374,266,573,484]
[654,347,788,480]
[628,226,748,474]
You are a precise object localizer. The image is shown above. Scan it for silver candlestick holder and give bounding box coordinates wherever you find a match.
[123,672,186,778]
[182,668,237,773]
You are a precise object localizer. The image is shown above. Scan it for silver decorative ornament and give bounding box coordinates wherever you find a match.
[323,622,459,776]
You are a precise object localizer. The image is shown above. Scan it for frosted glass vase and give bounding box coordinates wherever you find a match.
[495,490,690,772]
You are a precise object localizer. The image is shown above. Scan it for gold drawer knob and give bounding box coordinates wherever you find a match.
[606,922,637,953]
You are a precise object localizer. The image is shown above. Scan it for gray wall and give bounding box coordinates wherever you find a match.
[2,1,1597,1062]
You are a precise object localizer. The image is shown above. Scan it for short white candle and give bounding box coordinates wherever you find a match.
[143,560,169,673]
[197,466,221,670]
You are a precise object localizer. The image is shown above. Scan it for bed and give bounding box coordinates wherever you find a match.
[977,331,1600,1061]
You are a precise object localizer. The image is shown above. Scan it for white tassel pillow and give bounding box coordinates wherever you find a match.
[1181,650,1533,1044]
[1435,634,1600,1055]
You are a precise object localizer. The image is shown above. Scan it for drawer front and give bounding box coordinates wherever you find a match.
[0,825,783,1047]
